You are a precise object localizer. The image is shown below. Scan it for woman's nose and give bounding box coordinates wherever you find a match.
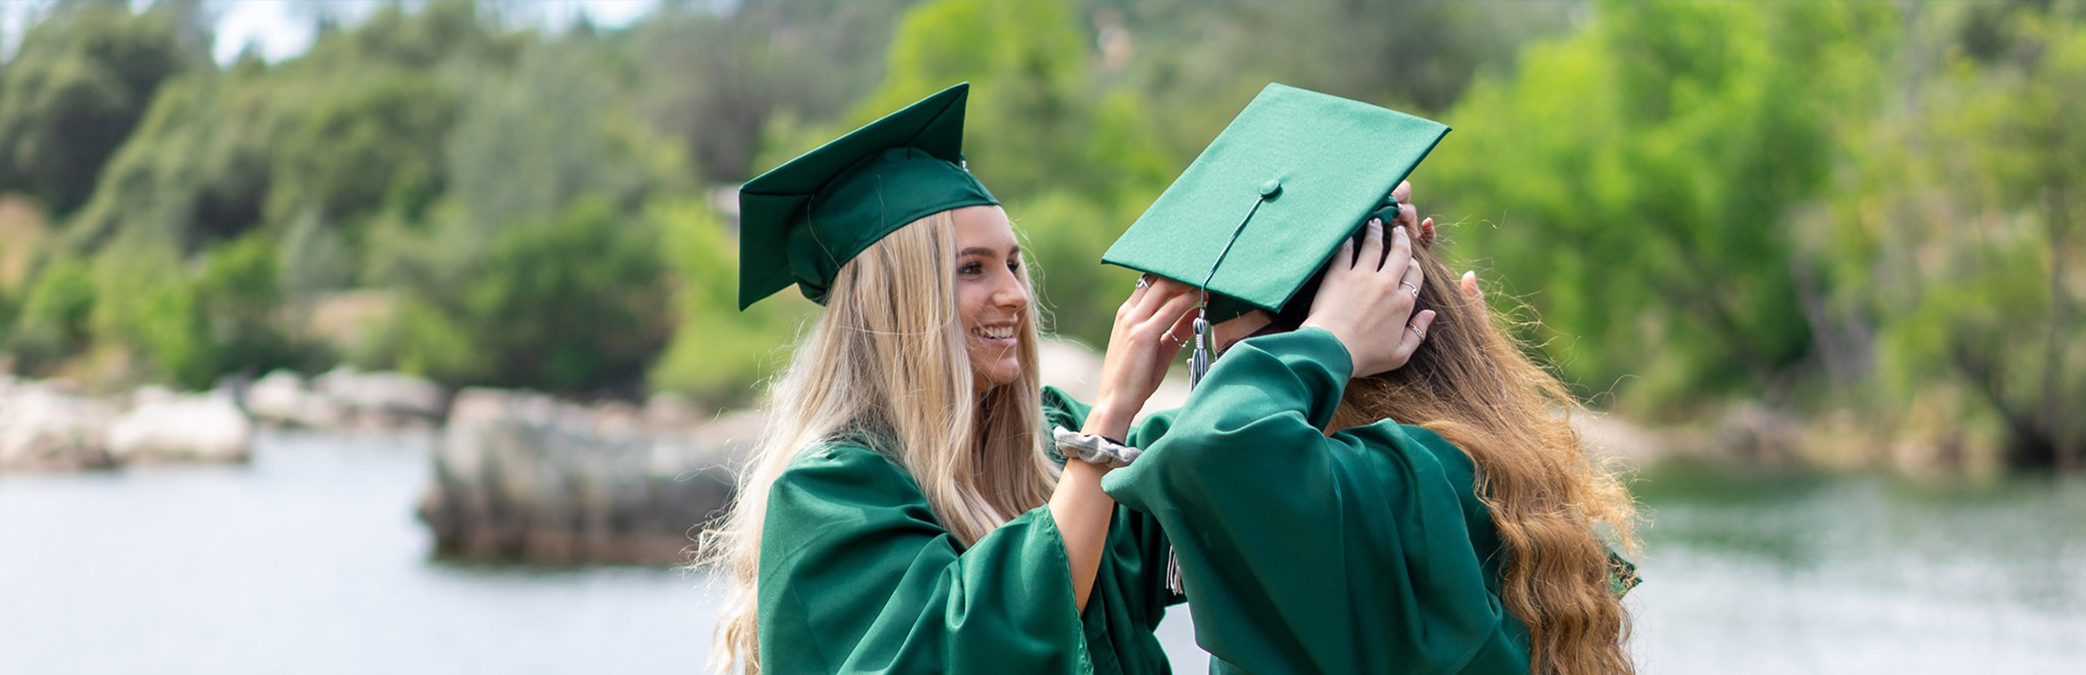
[994,272,1029,310]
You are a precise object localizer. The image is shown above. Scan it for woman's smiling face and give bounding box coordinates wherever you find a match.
[950,205,1029,391]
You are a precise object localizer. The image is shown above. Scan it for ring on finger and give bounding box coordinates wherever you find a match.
[1136,275,1151,290]
[1410,325,1425,338]
[1401,281,1420,298]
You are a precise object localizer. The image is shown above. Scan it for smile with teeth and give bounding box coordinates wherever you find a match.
[971,325,1017,341]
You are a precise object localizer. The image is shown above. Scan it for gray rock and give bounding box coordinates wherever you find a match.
[310,366,446,431]
[0,382,118,471]
[1715,402,1801,465]
[420,387,748,565]
[642,391,704,431]
[243,369,348,429]
[105,390,253,465]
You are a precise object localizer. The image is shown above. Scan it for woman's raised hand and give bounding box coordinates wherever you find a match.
[1086,275,1200,441]
[1301,218,1435,379]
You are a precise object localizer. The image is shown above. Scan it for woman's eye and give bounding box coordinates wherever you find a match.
[959,262,983,274]
[1007,260,1021,273]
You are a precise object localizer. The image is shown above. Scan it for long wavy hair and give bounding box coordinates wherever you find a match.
[698,210,1053,674]
[1321,240,1641,675]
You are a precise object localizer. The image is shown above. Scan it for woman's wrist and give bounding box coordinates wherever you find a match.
[1080,400,1135,442]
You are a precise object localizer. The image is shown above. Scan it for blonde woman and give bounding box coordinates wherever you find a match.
[704,84,1198,674]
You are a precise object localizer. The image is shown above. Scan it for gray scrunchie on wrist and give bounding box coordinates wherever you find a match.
[1052,426,1141,468]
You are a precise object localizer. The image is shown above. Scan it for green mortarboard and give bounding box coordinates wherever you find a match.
[738,82,999,309]
[1102,83,1450,322]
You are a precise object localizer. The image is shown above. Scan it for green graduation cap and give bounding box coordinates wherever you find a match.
[1102,83,1450,324]
[737,82,999,309]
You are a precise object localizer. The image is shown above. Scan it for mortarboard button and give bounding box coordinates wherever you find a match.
[1259,178,1283,199]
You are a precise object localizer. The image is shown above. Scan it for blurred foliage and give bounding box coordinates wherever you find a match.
[367,196,671,394]
[0,1,205,217]
[1816,2,2086,469]
[650,197,812,406]
[1428,0,2085,467]
[627,0,912,183]
[1431,1,1899,408]
[0,0,2076,468]
[8,255,95,374]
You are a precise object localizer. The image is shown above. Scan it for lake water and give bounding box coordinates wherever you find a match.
[2,431,2081,673]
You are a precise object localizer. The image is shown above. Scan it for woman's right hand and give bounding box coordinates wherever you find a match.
[1086,275,1200,441]
[1301,218,1436,379]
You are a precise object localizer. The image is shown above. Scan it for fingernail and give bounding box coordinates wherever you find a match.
[1369,218,1382,227]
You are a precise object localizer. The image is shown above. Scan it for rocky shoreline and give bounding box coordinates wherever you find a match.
[1,367,766,565]
[10,337,1918,566]
[1,377,252,470]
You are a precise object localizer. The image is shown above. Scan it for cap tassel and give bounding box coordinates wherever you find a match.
[1165,548,1185,597]
[1188,310,1211,386]
[1167,189,1275,599]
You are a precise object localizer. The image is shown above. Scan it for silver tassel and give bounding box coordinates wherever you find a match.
[1168,307,1210,598]
[1165,548,1184,596]
[1188,312,1211,387]
[1164,190,1270,600]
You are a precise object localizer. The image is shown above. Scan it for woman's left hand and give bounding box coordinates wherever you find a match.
[1087,275,1200,441]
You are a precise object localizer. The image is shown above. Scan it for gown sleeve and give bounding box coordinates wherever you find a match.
[756,442,1094,674]
[1099,327,1532,674]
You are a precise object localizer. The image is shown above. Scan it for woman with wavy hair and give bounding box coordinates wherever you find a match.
[702,83,1203,674]
[1099,84,1640,674]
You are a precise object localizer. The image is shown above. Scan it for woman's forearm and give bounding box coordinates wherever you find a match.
[1049,457,1113,612]
[1049,403,1134,612]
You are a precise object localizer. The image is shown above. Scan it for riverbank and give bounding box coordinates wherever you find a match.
[6,430,2080,674]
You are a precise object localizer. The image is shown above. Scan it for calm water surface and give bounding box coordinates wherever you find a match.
[2,432,2081,673]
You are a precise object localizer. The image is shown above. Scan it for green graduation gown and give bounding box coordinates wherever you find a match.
[756,394,1182,675]
[1101,327,1534,674]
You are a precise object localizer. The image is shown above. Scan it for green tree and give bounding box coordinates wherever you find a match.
[628,0,912,183]
[1826,5,2086,469]
[373,196,671,394]
[0,2,203,216]
[1430,1,1897,411]
[63,70,278,254]
[88,231,212,388]
[265,69,457,227]
[191,230,314,378]
[6,255,95,376]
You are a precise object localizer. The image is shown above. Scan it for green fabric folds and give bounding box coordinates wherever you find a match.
[1102,328,1534,674]
[755,388,1184,674]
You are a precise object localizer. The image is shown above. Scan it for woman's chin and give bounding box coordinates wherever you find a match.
[973,362,1023,391]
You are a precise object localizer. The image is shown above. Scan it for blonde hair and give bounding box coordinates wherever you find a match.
[1326,241,1640,675]
[699,210,1055,674]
